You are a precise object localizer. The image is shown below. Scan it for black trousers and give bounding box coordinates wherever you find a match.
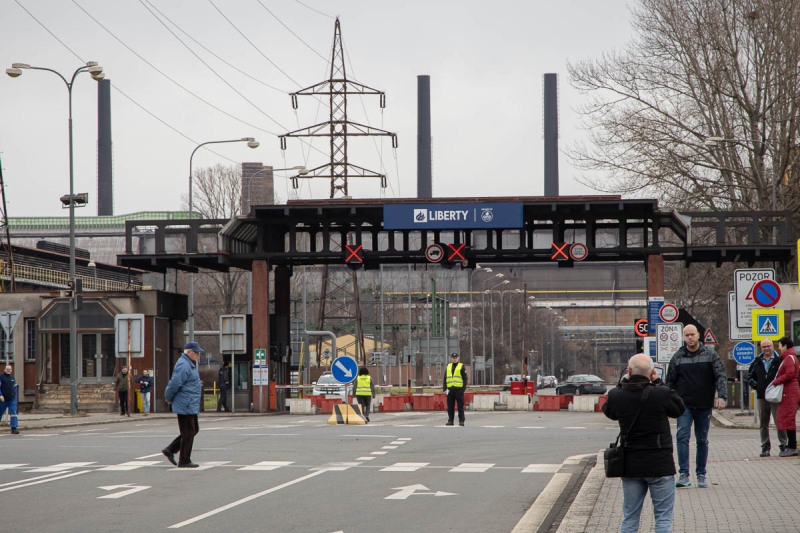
[118,390,128,415]
[165,414,200,465]
[217,387,229,411]
[446,389,465,422]
[355,395,371,420]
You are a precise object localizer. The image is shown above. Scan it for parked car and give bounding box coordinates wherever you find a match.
[312,373,349,398]
[536,375,558,388]
[555,374,607,395]
[502,375,531,390]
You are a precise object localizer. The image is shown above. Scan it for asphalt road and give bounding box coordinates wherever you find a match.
[0,411,616,533]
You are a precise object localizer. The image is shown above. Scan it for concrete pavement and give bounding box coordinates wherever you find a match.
[557,408,800,533]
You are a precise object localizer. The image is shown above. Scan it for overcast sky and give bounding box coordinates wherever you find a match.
[0,0,633,218]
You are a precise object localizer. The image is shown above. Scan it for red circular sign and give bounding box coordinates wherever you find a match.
[659,304,679,322]
[425,244,444,263]
[752,279,781,308]
[634,318,648,337]
[569,243,588,261]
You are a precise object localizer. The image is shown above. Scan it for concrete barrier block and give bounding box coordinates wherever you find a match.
[287,398,314,415]
[507,394,531,411]
[472,394,498,411]
[572,395,596,412]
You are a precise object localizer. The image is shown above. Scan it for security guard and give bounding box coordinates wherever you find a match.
[444,352,468,426]
[354,367,375,422]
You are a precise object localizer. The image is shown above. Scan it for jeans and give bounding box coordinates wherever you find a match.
[676,407,711,476]
[141,391,151,413]
[621,476,675,533]
[757,398,786,450]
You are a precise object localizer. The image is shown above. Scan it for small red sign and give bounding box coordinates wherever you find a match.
[569,243,588,261]
[634,318,648,337]
[345,244,363,263]
[703,328,718,345]
[551,242,569,260]
[447,243,466,261]
[659,304,679,323]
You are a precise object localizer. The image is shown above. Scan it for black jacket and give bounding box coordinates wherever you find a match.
[603,375,685,478]
[747,351,781,399]
[665,343,727,408]
[0,372,16,400]
[218,367,231,390]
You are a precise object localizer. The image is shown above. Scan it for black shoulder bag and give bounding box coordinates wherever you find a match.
[604,385,652,478]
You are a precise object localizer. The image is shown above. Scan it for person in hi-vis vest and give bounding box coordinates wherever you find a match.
[444,352,468,426]
[354,367,375,422]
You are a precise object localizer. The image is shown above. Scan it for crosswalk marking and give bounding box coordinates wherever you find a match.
[356,457,376,461]
[370,451,388,455]
[521,464,561,473]
[389,441,406,445]
[380,462,429,472]
[169,461,230,472]
[0,464,28,470]
[238,461,294,471]
[27,462,95,473]
[450,463,494,473]
[99,460,163,471]
[382,446,398,450]
[397,438,412,441]
[312,462,360,471]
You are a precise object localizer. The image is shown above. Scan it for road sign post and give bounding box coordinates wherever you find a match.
[656,323,683,363]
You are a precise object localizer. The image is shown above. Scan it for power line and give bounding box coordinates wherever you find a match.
[293,0,335,20]
[255,0,329,62]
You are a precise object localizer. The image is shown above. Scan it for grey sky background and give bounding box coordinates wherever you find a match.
[0,0,633,218]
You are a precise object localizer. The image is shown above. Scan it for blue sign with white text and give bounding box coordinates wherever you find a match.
[383,203,524,230]
[648,299,664,334]
[732,342,755,365]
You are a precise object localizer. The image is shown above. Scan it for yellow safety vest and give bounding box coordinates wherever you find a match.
[446,363,464,388]
[355,375,372,396]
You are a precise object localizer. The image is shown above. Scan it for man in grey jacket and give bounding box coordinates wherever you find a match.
[162,342,203,468]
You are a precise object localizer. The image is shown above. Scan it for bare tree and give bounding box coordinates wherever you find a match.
[568,0,800,212]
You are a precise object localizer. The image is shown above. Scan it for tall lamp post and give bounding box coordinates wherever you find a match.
[188,137,259,342]
[7,61,105,415]
[486,279,509,384]
[480,273,503,384]
[468,266,489,384]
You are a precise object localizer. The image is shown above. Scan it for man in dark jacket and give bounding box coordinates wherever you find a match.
[443,352,468,426]
[604,354,685,533]
[217,362,230,412]
[0,364,19,434]
[665,324,727,489]
[747,339,787,456]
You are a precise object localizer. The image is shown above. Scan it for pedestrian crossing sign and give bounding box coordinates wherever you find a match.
[751,308,784,341]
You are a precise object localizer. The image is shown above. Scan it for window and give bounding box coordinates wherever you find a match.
[25,318,36,362]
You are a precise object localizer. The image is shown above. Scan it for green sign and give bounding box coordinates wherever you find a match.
[255,348,267,363]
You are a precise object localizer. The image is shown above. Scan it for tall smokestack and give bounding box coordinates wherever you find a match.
[417,75,432,198]
[543,73,559,196]
[97,79,113,215]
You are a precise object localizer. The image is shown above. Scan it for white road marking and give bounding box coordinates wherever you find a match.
[239,433,300,436]
[0,464,28,470]
[481,426,505,428]
[98,484,151,499]
[356,456,376,461]
[0,472,63,488]
[521,464,561,473]
[389,440,406,445]
[341,434,396,438]
[169,471,326,528]
[238,461,294,471]
[380,462,429,472]
[168,461,230,471]
[136,453,165,459]
[563,427,586,429]
[311,462,361,471]
[397,438,412,441]
[99,460,162,471]
[26,462,95,473]
[382,446,398,449]
[385,484,457,500]
[519,427,546,429]
[511,472,571,532]
[397,424,425,427]
[450,463,494,473]
[0,471,89,492]
[370,451,387,455]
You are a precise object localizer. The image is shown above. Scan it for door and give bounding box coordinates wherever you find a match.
[81,333,116,383]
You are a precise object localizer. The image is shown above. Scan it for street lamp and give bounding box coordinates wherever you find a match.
[244,165,308,214]
[481,272,503,384]
[8,61,104,415]
[188,137,259,343]
[468,266,489,384]
[486,279,509,384]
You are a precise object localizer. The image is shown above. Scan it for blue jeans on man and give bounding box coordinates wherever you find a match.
[676,407,711,476]
[0,396,18,430]
[621,476,675,533]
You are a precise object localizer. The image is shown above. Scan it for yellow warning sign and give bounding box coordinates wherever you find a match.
[751,308,784,341]
[327,403,367,425]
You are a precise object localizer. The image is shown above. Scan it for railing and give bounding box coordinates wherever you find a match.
[0,262,141,292]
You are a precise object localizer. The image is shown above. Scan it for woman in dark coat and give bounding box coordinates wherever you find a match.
[773,337,800,457]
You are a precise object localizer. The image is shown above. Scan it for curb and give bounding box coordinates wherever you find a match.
[555,451,606,533]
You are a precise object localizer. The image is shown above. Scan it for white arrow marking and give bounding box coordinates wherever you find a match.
[98,484,151,499]
[334,360,353,378]
[385,484,457,500]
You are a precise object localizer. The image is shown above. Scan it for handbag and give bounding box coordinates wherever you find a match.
[765,382,784,403]
[604,386,652,478]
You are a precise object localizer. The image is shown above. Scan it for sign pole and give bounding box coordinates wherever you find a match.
[126,319,132,415]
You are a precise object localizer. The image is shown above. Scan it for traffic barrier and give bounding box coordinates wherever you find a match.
[572,395,596,412]
[559,394,574,410]
[434,393,447,411]
[412,394,435,411]
[286,398,314,415]
[510,381,525,395]
[533,401,540,411]
[507,394,531,411]
[596,395,609,412]
[319,398,342,414]
[472,394,499,411]
[538,395,561,411]
[327,403,367,425]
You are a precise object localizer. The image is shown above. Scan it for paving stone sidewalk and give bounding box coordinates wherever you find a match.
[557,409,800,533]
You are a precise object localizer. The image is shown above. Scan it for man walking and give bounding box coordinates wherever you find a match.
[603,354,685,533]
[114,366,131,417]
[0,364,19,434]
[162,342,203,468]
[747,339,787,456]
[217,362,230,412]
[354,367,375,422]
[665,324,727,488]
[443,352,468,426]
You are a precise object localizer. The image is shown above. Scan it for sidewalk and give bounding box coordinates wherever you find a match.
[557,409,800,533]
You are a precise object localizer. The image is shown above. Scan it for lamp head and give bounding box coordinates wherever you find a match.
[704,137,723,147]
[502,280,510,285]
[5,68,22,78]
[11,63,30,69]
[247,140,260,149]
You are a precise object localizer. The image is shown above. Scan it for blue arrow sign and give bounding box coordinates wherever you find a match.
[732,342,756,365]
[331,356,358,384]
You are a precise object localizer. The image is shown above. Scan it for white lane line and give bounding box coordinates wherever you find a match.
[341,434,397,438]
[481,426,505,428]
[136,453,164,459]
[382,446,398,450]
[99,461,162,471]
[370,451,387,455]
[449,463,494,473]
[0,471,63,487]
[239,434,300,437]
[511,472,571,533]
[311,462,360,471]
[563,427,586,429]
[0,471,89,493]
[26,462,96,473]
[397,438,412,441]
[380,462,429,472]
[169,461,230,472]
[0,464,28,470]
[521,464,561,473]
[519,427,546,429]
[389,441,406,445]
[355,457,376,461]
[238,461,293,471]
[169,471,326,528]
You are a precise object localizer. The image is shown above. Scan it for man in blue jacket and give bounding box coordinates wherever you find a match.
[162,342,203,468]
[0,364,19,434]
